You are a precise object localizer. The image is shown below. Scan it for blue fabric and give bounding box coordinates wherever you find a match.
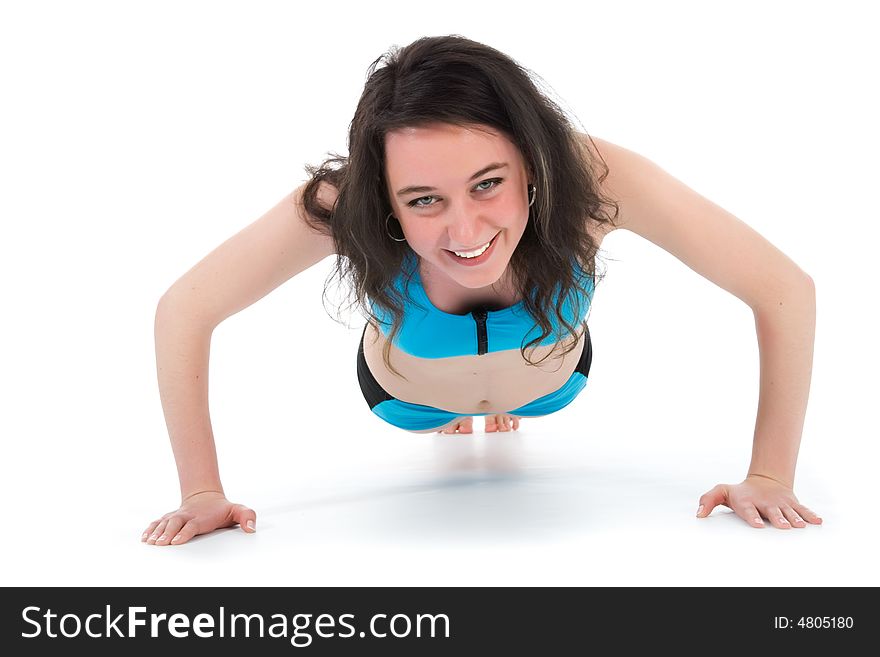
[369,250,594,359]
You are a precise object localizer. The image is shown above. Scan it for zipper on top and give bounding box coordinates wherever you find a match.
[471,308,489,355]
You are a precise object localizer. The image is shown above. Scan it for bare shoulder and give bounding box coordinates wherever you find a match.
[575,132,623,242]
[576,132,657,207]
[577,131,628,171]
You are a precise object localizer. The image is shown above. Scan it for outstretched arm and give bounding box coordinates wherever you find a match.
[697,278,822,528]
[746,280,816,491]
[581,134,822,528]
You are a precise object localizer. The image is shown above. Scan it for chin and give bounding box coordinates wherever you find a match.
[449,260,508,287]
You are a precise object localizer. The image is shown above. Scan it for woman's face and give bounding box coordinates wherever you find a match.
[384,123,531,291]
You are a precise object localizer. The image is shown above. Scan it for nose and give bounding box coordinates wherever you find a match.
[446,197,487,248]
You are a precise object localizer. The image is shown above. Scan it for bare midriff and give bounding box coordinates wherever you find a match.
[361,322,586,415]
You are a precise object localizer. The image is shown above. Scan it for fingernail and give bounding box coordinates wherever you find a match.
[755,518,764,525]
[171,535,181,542]
[696,505,704,516]
[141,532,148,540]
[247,520,255,531]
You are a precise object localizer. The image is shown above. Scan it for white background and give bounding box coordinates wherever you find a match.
[2,0,877,586]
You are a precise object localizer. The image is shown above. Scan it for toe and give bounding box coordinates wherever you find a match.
[442,417,473,434]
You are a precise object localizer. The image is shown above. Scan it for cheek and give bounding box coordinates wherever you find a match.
[502,195,529,222]
[400,226,442,257]
[403,223,439,246]
[505,204,530,233]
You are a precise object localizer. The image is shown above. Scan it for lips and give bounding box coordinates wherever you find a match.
[446,233,498,255]
[444,232,499,266]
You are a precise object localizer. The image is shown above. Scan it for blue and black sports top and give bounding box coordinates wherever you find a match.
[370,250,594,359]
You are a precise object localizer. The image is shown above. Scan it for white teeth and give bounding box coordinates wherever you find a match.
[453,239,492,258]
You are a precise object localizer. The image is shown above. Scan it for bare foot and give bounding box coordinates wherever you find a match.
[485,414,520,432]
[438,416,475,434]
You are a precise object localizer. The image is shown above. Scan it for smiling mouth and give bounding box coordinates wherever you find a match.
[445,233,499,257]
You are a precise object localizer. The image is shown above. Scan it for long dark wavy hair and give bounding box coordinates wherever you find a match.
[300,35,620,379]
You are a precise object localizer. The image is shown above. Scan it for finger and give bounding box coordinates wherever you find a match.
[499,415,510,432]
[142,520,161,542]
[170,519,200,545]
[765,506,791,529]
[781,504,806,528]
[794,504,823,525]
[155,516,186,546]
[231,505,257,533]
[696,484,728,518]
[485,416,498,433]
[512,416,520,430]
[147,520,170,544]
[736,503,765,528]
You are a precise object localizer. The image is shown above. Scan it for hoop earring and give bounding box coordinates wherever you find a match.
[528,184,536,207]
[385,212,407,242]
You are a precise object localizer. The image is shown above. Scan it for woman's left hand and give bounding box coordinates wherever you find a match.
[696,474,823,528]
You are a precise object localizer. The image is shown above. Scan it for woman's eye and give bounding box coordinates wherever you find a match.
[407,178,503,208]
[408,195,437,208]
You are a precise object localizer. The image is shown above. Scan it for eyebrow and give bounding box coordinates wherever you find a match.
[395,162,509,197]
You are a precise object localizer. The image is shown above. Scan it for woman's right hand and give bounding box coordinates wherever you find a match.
[141,491,257,546]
